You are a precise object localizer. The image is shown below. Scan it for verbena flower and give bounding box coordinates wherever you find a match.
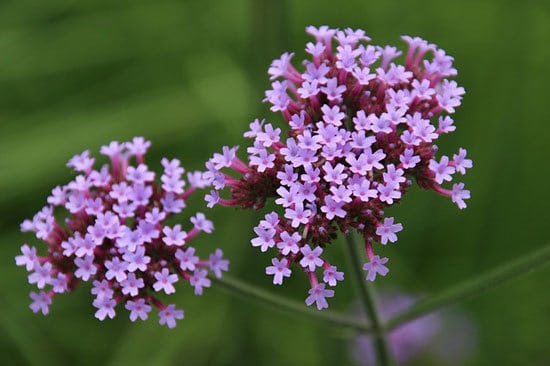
[351,291,477,365]
[16,137,228,328]
[206,26,472,309]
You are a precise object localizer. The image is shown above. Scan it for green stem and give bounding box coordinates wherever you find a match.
[344,234,394,366]
[386,243,550,330]
[211,274,372,333]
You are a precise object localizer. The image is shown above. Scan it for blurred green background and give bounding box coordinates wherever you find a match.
[1,0,549,365]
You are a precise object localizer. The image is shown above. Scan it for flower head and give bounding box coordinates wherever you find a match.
[205,26,471,309]
[16,137,227,327]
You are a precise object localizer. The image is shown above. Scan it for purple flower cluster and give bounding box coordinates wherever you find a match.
[205,26,472,309]
[16,137,228,328]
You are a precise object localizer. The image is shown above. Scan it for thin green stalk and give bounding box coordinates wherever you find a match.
[386,243,550,330]
[211,274,372,333]
[344,234,394,366]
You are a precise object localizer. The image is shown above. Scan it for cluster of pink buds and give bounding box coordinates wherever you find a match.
[205,26,472,309]
[15,137,228,328]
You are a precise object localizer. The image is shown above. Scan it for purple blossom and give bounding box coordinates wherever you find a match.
[161,192,185,213]
[127,164,155,184]
[50,273,69,293]
[162,224,187,246]
[205,26,472,302]
[158,304,184,328]
[17,137,226,326]
[15,244,38,271]
[299,245,324,271]
[28,262,52,289]
[93,297,116,321]
[429,156,456,184]
[121,273,145,297]
[105,257,129,283]
[322,162,347,184]
[125,298,152,321]
[321,104,346,126]
[451,183,471,209]
[29,291,52,315]
[323,266,344,286]
[124,246,151,272]
[153,268,178,294]
[127,137,151,157]
[305,284,334,310]
[363,256,390,281]
[277,231,301,255]
[321,77,346,102]
[321,196,346,220]
[376,217,403,244]
[175,247,200,271]
[208,249,229,279]
[453,148,473,174]
[91,280,113,299]
[251,225,276,252]
[399,148,421,169]
[265,258,292,285]
[75,255,97,281]
[285,203,313,228]
[67,150,95,173]
[189,269,211,295]
[190,212,214,233]
[378,183,402,205]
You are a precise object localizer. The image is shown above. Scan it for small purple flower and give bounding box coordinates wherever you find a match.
[93,297,116,321]
[29,291,52,315]
[121,273,145,297]
[158,304,184,329]
[208,249,229,279]
[189,269,211,295]
[299,245,324,271]
[251,225,276,252]
[453,148,473,175]
[175,247,200,272]
[153,268,178,294]
[91,280,113,299]
[429,156,455,184]
[451,183,471,209]
[191,212,214,233]
[265,257,292,285]
[75,255,97,281]
[285,203,313,228]
[277,231,301,255]
[124,246,150,272]
[305,284,334,310]
[363,256,389,281]
[321,196,346,220]
[376,217,403,244]
[104,257,128,283]
[323,266,344,286]
[50,273,69,293]
[125,298,152,322]
[15,244,38,271]
[28,262,52,289]
[162,224,187,246]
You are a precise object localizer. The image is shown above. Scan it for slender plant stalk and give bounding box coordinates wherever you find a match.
[344,233,394,366]
[386,242,550,330]
[212,274,372,333]
[212,241,550,354]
